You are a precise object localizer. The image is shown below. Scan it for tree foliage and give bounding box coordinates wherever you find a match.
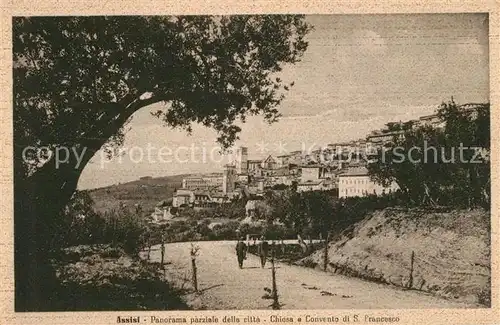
[367,100,490,208]
[267,190,337,237]
[13,15,312,311]
[14,15,311,175]
[14,14,312,229]
[14,15,312,222]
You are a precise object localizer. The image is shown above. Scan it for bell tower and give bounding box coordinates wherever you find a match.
[235,147,248,174]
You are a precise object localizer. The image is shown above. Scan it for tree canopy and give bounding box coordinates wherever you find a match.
[14,15,311,176]
[367,100,490,208]
[14,14,312,220]
[13,15,312,311]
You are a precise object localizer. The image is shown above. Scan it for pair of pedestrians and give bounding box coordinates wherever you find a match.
[235,236,270,269]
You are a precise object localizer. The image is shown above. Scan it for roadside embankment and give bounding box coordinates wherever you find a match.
[298,208,491,306]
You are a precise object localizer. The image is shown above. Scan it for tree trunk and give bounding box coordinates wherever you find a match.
[14,99,163,310]
[14,137,107,311]
[15,152,94,310]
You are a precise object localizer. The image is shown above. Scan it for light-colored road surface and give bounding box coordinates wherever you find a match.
[144,241,477,310]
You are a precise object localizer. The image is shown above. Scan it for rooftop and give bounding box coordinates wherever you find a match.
[301,164,323,168]
[298,180,324,186]
[339,166,370,177]
[263,155,276,162]
[367,130,404,137]
[419,114,439,120]
[193,190,211,196]
[174,193,192,197]
[211,193,227,198]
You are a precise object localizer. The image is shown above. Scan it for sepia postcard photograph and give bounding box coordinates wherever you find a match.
[1,1,499,324]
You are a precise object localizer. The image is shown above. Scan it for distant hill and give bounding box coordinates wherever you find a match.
[87,174,191,213]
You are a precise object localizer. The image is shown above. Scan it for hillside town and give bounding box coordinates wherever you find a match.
[12,13,492,315]
[162,106,479,217]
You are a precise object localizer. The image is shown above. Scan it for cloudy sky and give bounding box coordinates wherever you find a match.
[78,13,489,190]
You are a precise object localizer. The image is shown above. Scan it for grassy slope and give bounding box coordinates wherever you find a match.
[301,208,491,306]
[87,174,189,213]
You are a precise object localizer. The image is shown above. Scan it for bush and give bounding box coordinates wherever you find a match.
[262,224,295,240]
[211,221,240,240]
[211,200,246,219]
[58,192,147,254]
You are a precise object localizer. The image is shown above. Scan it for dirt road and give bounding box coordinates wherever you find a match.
[143,241,477,310]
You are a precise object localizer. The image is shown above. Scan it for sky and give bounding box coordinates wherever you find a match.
[78,13,489,190]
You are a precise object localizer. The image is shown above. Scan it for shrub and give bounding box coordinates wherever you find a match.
[58,192,147,254]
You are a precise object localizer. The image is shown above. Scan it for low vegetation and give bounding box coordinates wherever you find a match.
[50,245,188,311]
[42,191,188,311]
[55,190,149,255]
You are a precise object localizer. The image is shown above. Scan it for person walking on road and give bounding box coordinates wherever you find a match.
[235,237,247,269]
[258,236,269,268]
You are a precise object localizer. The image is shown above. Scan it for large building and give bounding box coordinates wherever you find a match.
[300,165,325,183]
[261,155,277,170]
[231,147,282,175]
[172,188,231,208]
[181,177,205,190]
[276,154,291,168]
[297,179,335,193]
[247,159,262,174]
[172,188,195,207]
[417,114,443,128]
[338,167,399,198]
[366,131,405,148]
[181,173,223,191]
